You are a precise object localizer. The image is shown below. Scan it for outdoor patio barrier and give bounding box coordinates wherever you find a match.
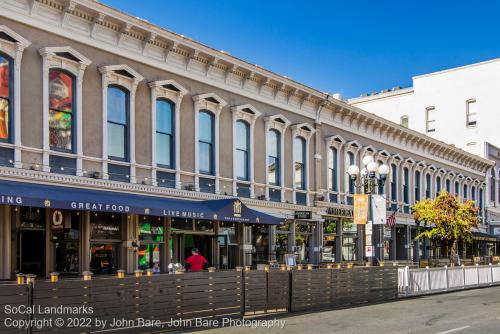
[0,267,399,333]
[398,263,500,296]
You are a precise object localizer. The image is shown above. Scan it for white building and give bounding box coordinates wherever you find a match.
[349,58,500,236]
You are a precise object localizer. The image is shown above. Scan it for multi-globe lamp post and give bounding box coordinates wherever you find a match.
[347,155,390,264]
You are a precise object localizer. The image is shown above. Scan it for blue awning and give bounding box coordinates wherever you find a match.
[202,199,284,225]
[0,179,212,219]
[0,179,284,224]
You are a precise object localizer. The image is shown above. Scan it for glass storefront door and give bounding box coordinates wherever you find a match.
[89,213,122,275]
[322,220,338,262]
[18,207,46,276]
[342,220,357,261]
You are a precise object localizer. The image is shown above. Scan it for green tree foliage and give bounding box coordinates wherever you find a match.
[411,191,479,258]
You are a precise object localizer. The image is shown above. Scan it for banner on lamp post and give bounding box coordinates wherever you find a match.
[371,194,386,225]
[353,194,369,225]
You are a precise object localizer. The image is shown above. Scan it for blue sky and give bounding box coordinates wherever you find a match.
[102,0,500,98]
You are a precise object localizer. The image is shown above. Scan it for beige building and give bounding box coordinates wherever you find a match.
[0,0,493,279]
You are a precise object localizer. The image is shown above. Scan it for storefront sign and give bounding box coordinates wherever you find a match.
[71,202,130,213]
[91,223,121,240]
[353,194,369,225]
[51,210,64,231]
[0,195,23,205]
[324,207,353,218]
[371,195,386,225]
[294,211,312,220]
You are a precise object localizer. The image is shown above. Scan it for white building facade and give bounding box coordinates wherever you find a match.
[350,58,500,238]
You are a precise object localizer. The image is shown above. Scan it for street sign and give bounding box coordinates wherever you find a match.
[294,211,312,220]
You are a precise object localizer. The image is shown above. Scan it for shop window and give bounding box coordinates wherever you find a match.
[20,207,45,229]
[107,86,129,161]
[171,218,194,231]
[49,155,76,175]
[235,120,250,181]
[199,177,215,194]
[199,110,215,175]
[49,69,75,152]
[237,183,251,198]
[156,99,174,168]
[108,164,130,182]
[194,220,214,232]
[267,129,281,186]
[157,171,176,188]
[252,225,270,266]
[294,136,306,190]
[53,211,80,275]
[0,54,12,142]
[138,217,164,271]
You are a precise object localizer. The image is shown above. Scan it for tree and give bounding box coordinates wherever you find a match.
[411,191,479,262]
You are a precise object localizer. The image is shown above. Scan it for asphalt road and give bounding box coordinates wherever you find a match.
[193,286,500,334]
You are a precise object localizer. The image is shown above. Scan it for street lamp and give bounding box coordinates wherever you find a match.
[348,155,389,264]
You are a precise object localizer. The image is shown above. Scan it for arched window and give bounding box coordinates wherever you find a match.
[346,152,355,195]
[415,171,421,202]
[463,184,468,200]
[455,181,460,196]
[0,54,12,142]
[49,69,75,151]
[479,188,484,214]
[436,176,441,196]
[156,99,174,168]
[390,164,398,202]
[403,167,409,204]
[235,120,250,180]
[107,86,129,160]
[328,147,338,191]
[425,173,432,198]
[267,129,280,186]
[471,186,476,202]
[446,179,451,193]
[294,136,306,190]
[377,160,385,194]
[199,110,215,175]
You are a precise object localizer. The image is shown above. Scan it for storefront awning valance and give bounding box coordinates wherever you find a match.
[0,179,284,224]
[0,179,213,218]
[202,199,284,225]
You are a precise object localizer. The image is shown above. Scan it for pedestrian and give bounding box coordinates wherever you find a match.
[152,262,160,274]
[185,248,208,272]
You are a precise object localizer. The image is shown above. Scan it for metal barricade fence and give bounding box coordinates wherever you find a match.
[399,264,500,296]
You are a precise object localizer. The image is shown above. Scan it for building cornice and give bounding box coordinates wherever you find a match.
[0,0,494,176]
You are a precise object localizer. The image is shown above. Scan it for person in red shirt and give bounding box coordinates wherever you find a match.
[185,248,208,272]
